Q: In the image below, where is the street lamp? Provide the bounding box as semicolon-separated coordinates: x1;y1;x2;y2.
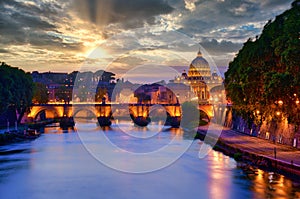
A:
276;111;281;116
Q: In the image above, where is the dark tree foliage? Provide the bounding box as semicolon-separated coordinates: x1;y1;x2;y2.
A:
33;82;49;104
225;1;300;125
95;87;107;102
0;62;34;123
94;70;115;82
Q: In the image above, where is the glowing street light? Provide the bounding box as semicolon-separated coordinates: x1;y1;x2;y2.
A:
276;111;281;116
278;100;283;105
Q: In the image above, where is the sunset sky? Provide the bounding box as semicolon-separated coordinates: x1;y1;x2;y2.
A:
0;0;294;77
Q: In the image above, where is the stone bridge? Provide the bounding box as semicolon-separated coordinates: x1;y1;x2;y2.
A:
26;103;221;127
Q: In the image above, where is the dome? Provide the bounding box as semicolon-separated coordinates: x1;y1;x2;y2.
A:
189;50;211;76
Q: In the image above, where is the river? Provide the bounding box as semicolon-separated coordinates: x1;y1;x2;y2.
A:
0;121;300;199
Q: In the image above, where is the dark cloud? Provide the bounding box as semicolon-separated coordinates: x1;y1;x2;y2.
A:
178;0;294;41
29;32;85;52
200;39;242;54
0;0;62;21
114;56;146;67
0;0;83;51
262;0;294;8
178;19;217;35
0;0;295;70
72;0;174;28
10;12;56;30
0;48;10;53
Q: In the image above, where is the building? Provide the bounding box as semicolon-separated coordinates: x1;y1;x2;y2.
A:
134;84;178;104
32;70;116;103
173;50;224;104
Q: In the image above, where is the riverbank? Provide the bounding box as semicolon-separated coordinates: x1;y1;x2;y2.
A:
0;120;51;145
0;130;40;146
196;124;300;179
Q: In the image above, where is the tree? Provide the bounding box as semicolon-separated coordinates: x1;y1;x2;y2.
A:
33;82;49;104
94;70;115;83
95;87;107;102
225;1;300;125
0;62;34;123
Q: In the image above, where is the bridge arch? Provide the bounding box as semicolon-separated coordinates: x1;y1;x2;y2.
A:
34;109;58;120
28;105;64;120
163;105;181;118
199;105;214;120
199;109;210;122
72;106;97;119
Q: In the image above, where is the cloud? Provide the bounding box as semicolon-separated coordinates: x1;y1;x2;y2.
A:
0;0;68;47
174;0;293;42
0;48;11;54
71;0;174;29
0;0;89;69
200;39;242;54
0;0;295;73
184;0;197;12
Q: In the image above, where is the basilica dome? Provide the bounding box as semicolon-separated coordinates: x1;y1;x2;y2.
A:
189;50;211;77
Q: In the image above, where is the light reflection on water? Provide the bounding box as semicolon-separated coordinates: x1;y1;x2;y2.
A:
0;121;299;199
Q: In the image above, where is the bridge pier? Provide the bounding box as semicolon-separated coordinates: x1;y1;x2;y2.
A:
164;104;181;128
96;104;112;127
128;104;182;128
28;103;185;128
129;104;151;127
59;116;75;129
97;117;112;127
165;116;181;128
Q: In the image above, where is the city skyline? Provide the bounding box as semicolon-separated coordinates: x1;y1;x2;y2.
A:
0;0;294;75
0;2;300;197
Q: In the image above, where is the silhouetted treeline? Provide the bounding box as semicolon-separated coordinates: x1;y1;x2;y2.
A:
0;62;33;126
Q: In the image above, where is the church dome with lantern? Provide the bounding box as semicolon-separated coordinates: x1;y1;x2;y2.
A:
171;49;224;104
189;50;211;77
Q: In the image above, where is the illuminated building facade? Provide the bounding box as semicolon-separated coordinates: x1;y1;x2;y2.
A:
173;50;223;104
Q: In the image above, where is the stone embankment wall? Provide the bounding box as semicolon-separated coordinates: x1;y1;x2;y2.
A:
222;108;300;148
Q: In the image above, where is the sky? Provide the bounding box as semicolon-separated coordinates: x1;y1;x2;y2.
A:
0;0;294;78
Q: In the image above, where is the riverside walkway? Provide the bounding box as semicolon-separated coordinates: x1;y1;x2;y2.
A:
197;124;300;175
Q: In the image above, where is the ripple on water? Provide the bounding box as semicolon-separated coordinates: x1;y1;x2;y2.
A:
0;123;299;199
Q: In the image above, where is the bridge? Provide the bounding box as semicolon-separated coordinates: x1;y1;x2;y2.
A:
25;102;219;128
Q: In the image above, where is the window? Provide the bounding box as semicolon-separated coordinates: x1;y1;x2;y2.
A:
266;132;270;140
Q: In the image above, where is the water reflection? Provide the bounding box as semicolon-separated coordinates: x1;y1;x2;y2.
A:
234;163;300;199
205;149;300;199
168;128;184;141
0;143;32;184
242;167;300;199
42;123;76;134
75;121;187;154
207;150;237;198
0;123;300;198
